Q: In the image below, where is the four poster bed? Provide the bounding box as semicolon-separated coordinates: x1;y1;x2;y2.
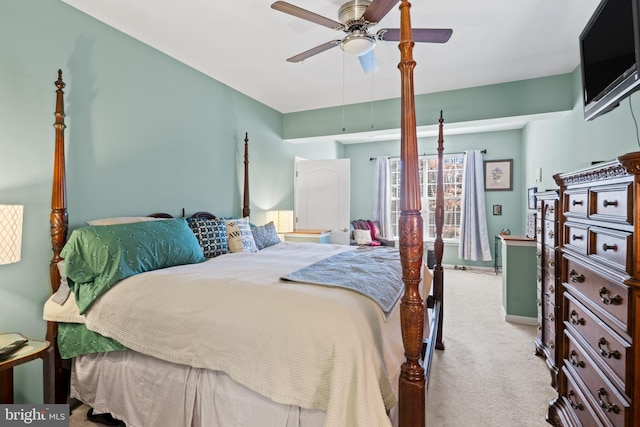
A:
42;1;445;426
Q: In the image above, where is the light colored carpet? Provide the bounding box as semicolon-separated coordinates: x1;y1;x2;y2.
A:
426;268;555;427
69;268;555;427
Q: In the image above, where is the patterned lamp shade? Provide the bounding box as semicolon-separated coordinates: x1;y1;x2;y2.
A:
0;204;23;265
266;210;294;234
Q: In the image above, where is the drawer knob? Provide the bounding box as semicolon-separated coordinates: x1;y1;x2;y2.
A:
571;234;583;241
569;270;585;283
568;390;583;410
597;337;621;359
569;350;585;368
548;284;555;293
598;287;622;305
602;243;618;252
602;199;618;208
597;388;620;414
572;200;584;206
569;310;585;326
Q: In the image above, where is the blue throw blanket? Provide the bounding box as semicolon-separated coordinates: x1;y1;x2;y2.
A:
280;246;403;318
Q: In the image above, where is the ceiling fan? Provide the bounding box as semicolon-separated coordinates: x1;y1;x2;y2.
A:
271;0;452;73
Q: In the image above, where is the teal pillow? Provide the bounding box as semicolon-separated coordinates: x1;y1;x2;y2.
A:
61;218;206;314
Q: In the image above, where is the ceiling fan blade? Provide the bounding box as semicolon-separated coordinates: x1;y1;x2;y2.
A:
358;50;380;74
287;40;341;63
271;1;344;30
377;28;453;43
362;0;400;24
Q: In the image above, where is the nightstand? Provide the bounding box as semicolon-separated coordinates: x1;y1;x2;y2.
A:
0;333;50;403
284;229;331;243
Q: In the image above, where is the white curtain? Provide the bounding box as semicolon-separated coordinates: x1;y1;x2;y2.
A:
458;150;492;261
373;156;391;238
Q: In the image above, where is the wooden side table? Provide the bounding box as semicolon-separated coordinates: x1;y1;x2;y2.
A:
0;333;50;403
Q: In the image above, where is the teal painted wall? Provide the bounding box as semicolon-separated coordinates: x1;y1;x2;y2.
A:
3;0;640;405
283;74;575;140
0;0;329;403
501;240;538;319
523;68;640;194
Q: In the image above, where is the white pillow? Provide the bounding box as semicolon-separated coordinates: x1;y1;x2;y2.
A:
86;216;161;226
225;218;258;253
354;229;373;245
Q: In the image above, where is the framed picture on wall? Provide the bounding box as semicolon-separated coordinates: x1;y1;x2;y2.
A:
484;159;513;191
528;187;538;210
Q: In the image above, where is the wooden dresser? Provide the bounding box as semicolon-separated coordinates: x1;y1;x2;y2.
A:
548;153;640;426
535;190;559;389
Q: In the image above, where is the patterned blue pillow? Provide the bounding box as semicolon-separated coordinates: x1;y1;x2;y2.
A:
186;217;229;258
251;221;281;250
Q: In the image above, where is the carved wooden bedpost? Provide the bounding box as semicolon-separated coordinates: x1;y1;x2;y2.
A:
44;69;70;403
243;132;250;218
397;1;425;426
433;112;445;351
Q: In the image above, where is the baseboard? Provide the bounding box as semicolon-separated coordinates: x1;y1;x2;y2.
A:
442;264;495;273
503;313;537;325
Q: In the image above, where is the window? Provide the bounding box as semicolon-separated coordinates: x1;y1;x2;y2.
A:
389;153;464;241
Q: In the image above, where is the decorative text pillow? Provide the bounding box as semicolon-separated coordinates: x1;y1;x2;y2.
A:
186;217;228;258
251;221;281;250
225;218;258;253
354;229;373;245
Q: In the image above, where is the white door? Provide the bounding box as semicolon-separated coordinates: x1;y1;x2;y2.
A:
294;158;350;245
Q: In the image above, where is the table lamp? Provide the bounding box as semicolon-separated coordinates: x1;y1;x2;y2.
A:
0;204;24;265
266;210;294;237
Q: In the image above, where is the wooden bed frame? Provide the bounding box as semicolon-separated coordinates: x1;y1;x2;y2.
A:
42;1;445;425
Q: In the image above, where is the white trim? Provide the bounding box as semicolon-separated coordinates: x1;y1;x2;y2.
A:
503;312;537;325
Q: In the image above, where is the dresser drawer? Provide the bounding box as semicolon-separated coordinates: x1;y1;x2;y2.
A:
544;202;557;221
545;298;557;361
564;189;589;218
564;329;627;404
563;255;629;332
564;222;588;254
564;349;630;427
589;184;632;226
543;293;556;323
564;293;630;391
589;226;632;275
545;219;557;244
545;245;556;270
545;270;556;295
562;366;607;427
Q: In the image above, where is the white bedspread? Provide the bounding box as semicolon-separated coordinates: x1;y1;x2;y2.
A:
59;242;404;427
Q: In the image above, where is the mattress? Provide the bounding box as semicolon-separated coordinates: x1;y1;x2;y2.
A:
45;242;406;427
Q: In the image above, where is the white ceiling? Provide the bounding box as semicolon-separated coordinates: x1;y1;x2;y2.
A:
61;0;601;118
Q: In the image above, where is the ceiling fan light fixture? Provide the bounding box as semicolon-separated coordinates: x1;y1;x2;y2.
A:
340;32;376;56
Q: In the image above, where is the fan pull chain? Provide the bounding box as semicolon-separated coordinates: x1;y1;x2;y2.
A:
342;51;346;132
370;57;374;129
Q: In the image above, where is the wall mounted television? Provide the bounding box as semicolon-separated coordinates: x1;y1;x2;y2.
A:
580;0;640;121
